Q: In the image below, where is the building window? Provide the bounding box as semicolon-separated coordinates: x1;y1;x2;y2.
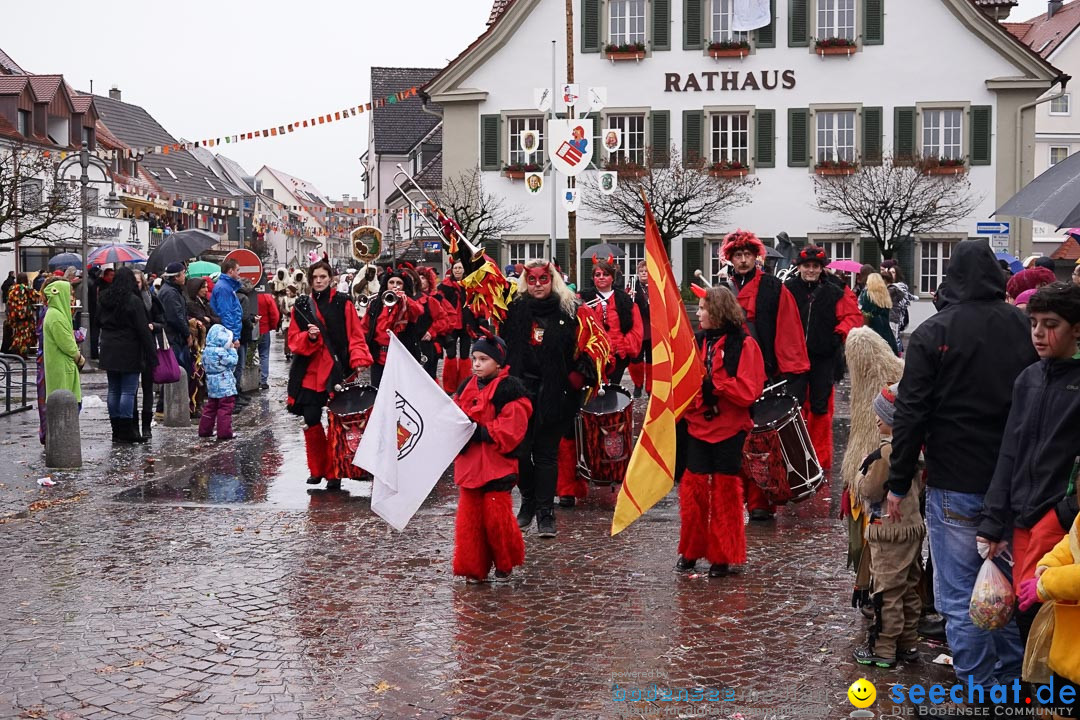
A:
817;0;856;41
17;109;30;136
607;114;647;165
710;112;750;165
507;116;546;167
508;241;546;266
1050;146;1070;166
922;108;963;161
920;239;956;295
1050;94;1071;116
611;241;646;281
816;110;856;164
814;238;855;286
711;0;747;43
82;126;94;149
609;0;647;46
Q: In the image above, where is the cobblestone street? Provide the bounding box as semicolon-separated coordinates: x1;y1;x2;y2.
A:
0;342;952;719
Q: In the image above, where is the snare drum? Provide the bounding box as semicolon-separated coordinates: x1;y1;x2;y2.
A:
326;384;378;480
575;385;634;486
744;393;823;503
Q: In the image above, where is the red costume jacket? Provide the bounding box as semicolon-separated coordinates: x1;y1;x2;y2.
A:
579;289;643;360
733;270;810;377
438;279;465;332
453;369;532;489
257;292;281;335
684;329;766;443
359;296;423;364
287;291;371;393
421;291;451;338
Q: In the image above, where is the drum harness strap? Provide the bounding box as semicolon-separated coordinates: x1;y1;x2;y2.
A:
700;328;745;420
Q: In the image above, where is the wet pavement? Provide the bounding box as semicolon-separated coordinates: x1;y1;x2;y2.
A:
0;337;953;719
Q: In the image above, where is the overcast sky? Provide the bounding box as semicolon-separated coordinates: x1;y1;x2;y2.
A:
2;0;1066;199
4;0;493;199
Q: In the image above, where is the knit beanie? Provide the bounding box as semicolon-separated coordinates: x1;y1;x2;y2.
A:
471;335;507;366
873;383;898;427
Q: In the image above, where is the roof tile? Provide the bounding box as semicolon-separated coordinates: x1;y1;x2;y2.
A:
1012;0;1080;58
371;67;442;155
27;75;63;102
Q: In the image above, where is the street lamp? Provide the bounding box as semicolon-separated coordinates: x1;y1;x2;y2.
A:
54;142;124;331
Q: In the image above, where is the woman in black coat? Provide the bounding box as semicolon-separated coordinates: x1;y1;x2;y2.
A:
98;267;157;443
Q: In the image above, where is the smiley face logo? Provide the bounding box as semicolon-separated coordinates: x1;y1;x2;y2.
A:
848;678;877;708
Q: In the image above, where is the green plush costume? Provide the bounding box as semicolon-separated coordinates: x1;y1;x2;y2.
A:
42;280;82;403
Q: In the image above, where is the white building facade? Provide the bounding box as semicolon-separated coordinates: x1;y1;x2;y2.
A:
427;0;1061;323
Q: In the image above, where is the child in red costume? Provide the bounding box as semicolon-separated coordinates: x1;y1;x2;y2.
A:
677;286;766;578
453;335;532;583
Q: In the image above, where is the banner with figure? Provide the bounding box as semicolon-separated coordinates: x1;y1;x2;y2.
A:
354;334;475;531
612;195;704;535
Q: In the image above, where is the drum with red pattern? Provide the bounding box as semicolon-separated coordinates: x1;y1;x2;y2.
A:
576;385;633;486
326;384;378;481
744;392;823;504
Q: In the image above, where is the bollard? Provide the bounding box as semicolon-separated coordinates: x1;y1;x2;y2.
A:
163;366;190;428
45;390;82;469
239;361;260;394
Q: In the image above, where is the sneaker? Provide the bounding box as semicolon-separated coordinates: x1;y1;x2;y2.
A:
899;647;920;663
633;386;643;398
493;569;512;583
516;501;536;529
675;556;696;572
708;563;731;578
852;644;896;669
536;510;556;538
558;495;576;508
749;508;775;522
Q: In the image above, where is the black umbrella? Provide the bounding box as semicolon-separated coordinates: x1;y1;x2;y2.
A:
145;229;221;273
581;242;626;261
994;151;1080;229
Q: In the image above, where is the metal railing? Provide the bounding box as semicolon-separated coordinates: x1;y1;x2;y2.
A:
0;353;33;416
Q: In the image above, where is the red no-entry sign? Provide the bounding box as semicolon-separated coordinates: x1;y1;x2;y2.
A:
224;249;264;284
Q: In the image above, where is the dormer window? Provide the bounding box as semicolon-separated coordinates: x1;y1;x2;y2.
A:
17;110;30;136
166;167;178;181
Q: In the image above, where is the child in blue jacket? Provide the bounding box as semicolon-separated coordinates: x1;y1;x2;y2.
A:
199;324;238;440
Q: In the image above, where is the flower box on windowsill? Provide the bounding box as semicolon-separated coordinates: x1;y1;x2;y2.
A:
606;50;646;62
504;170;526;180
502;165;542;180
816;45;856;56
815;38;858;57
709;167;749;178
814;164;858;176
708;47;750;59
607;163;649;178
924;164;967;176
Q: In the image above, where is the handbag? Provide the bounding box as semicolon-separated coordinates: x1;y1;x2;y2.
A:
152;333;182;384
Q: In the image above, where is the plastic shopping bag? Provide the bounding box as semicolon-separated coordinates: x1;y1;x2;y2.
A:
969;557;1015;630
1022;601;1056;684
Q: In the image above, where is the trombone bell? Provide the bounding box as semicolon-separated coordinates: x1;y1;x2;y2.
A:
392;164;484;262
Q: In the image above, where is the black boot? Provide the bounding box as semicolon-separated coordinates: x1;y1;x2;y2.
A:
536;508;556;538
110;417;122;442
141;411;153;439
516;499;536;529
125;418;147;443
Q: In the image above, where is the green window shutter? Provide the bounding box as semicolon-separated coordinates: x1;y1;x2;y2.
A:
653;0;671;50
755;109;776;168
788;0;809;47
650;109;671;167
683;236;704;287
483;239;501;266
862;106;883;166
893;106;916;162
555;240;568;273
859;238;881;268
592;114;603;168
579;238;600;287
683;0;704;50
682;110;704;165
970;105;992;166
755;0;777;47
895;236;915;284
582;0;600;53
480;114;501;171
787;108;809;167
863;0;884;45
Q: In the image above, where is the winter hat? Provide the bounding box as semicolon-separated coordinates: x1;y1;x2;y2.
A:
471;335;507;366
873;383;898;428
164;262;185;275
795;244;829;266
719;229;765;261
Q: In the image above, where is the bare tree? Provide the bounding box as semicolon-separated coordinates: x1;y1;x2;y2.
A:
434;166;529;249
0;142;82;247
580;147;759;252
812;156;982;259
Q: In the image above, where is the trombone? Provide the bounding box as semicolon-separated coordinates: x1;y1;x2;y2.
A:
392;163;484;262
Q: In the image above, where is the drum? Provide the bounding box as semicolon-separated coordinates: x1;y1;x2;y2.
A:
744;392;823;503
575;385;634;486
326;384;378;480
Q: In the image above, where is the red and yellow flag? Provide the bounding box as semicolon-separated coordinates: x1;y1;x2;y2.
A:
612;197;703;535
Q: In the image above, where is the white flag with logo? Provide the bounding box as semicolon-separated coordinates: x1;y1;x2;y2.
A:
732;0;771;30
353;334;475;531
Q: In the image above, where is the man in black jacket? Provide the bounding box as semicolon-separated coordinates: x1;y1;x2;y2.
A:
157;262;191;371
886;239;1036;688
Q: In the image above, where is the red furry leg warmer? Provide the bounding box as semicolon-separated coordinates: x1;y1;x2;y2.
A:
453;487;493;581
678;472;711;561
555;437;587;499
441;358;459;394
483;491;525;573
303;424;328;479
707;474;747;565
806;391;835;471
742;475;774;513
628;361;645;388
